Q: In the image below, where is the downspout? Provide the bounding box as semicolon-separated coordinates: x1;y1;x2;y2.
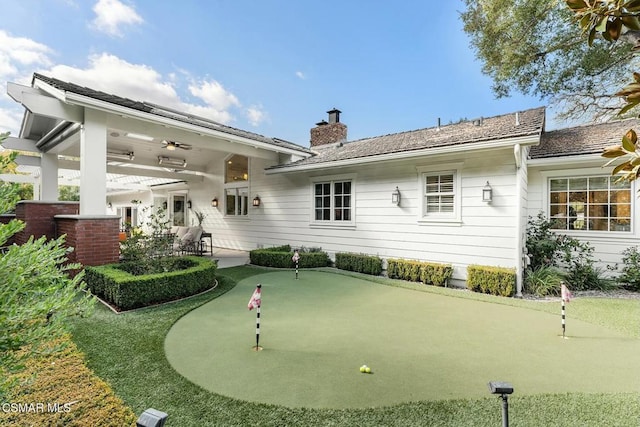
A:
514;144;524;297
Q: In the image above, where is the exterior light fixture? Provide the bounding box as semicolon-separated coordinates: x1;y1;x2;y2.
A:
187;200;192;209
252;195;261;207
107;150;134;161
392;186;401;206
158;156;187;168
136;408;168;427
482;181;493;203
211;198;218;208
488;381;513;427
125;132;154;142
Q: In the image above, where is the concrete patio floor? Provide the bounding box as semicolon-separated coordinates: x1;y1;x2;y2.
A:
207;248;250;269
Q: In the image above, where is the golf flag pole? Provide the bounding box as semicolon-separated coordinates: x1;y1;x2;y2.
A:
292;250;300;280
561;282;572;339
248;284;262;350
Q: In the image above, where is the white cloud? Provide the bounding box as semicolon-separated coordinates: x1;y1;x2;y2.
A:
0;30;53;80
91;0;143;37
0;107;22;135
188;80;241;111
295;71;306;80
246;105;267;126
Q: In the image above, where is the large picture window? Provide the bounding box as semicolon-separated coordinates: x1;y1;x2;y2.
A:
313;180;352;223
549;176;631;232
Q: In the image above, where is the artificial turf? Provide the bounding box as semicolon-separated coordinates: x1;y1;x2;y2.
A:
69;266;640;426
165;270;640;409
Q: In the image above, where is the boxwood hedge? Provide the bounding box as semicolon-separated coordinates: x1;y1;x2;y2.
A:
335;253;383;276
250;246;330;268
85;256;217;311
466;264;516;297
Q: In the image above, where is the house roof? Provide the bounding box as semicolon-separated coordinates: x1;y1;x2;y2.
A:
530;118;640;159
267;106;545;171
32;73;312;155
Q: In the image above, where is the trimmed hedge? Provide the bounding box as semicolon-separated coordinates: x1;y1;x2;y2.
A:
0;335;136;426
85;256;217;311
250;246;330;268
335;253;383;276
387;258;453;286
466;264;516;297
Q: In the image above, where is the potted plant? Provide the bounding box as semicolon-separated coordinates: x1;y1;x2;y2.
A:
194;211;207;227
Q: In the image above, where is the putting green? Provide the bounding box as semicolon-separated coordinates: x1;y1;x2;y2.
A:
165;271;640;409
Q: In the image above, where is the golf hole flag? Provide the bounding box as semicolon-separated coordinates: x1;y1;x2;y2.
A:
248;284;262;310
561;283;572;302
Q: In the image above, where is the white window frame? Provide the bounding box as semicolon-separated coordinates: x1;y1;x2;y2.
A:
310;173;356;228
416;163;463;224
224;155;250;218
541;169;636;236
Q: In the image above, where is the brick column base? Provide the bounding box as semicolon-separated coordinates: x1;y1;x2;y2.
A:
55;215;120;266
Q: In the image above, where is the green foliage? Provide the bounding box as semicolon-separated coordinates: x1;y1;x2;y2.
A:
526;212;610;291
58;185;80;201
119;205;172;265
524;266;566;297
335;253;383;276
249;245;330;268
467;265;516;297
0;335;136;426
387;259;453;286
461;0;636;121
85;256;217;311
618;245;640;290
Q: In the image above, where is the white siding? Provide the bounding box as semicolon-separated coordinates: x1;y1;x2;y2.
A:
190;147;521;284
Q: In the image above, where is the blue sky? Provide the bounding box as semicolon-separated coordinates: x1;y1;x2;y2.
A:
0;0;549;147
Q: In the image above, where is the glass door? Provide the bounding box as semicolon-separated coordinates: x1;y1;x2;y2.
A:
169;192;187;226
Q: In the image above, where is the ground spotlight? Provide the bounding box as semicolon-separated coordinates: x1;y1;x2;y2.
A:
488;381;513;427
136;408;168;427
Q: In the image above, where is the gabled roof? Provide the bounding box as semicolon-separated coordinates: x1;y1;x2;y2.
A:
32;73;312;155
530;118;640;159
267;107;545;171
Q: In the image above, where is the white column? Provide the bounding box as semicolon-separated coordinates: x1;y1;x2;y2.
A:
79;109;107;215
40;152;59;201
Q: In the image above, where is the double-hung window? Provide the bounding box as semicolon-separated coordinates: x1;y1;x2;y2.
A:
549;176;632;232
425;173;455;214
312;177;354;224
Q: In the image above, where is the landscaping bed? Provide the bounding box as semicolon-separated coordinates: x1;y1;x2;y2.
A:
84;256;217;311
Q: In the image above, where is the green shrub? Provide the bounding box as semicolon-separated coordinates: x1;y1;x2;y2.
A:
85;256;217;311
420;262;454;286
249;246;329;268
618;246;640;291
0;335;136;426
467;265;516;297
387;259;453;286
335;253;383;275
524;266;565;297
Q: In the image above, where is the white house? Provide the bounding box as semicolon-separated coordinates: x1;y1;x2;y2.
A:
3;74;638;295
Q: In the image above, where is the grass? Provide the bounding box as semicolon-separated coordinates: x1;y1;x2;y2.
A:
69;266;640;426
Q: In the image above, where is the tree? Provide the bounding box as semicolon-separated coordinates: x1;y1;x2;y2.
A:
0;133;95;400
59;185;80;201
460;0;638;121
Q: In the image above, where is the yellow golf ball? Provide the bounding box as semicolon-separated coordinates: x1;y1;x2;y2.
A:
359;365;366;373
365;367;371;373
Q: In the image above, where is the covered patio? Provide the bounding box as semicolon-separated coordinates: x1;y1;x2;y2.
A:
2;73;310;266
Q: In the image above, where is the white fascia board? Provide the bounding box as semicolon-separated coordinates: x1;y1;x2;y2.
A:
63;92;310;158
527;154;604;167
266;134;540;175
2;137;39;152
32;79;69;101
8;82;83;122
15;154;41;167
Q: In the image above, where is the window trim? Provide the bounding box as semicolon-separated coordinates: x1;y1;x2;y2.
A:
416;163;463;224
541;169;635;236
223;154;251;218
309;173;356;228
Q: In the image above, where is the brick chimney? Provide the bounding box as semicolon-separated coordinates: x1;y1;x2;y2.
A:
310;108;347;147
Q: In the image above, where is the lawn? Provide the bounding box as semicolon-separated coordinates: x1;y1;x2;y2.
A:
70;266;640;426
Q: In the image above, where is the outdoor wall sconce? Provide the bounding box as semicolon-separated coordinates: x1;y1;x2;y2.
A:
107;202;113;209
187;200;192;209
392;186;401;206
211;198;218;208
162;201;168;210
482;181;493;203
252;195;261;207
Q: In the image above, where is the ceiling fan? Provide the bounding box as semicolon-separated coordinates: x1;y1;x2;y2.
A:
161;140;192;151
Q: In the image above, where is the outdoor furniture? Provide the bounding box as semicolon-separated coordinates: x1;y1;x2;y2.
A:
172;226;203;255
200;231;213;256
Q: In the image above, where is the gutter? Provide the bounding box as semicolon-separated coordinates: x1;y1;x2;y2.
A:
266;134;540;175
